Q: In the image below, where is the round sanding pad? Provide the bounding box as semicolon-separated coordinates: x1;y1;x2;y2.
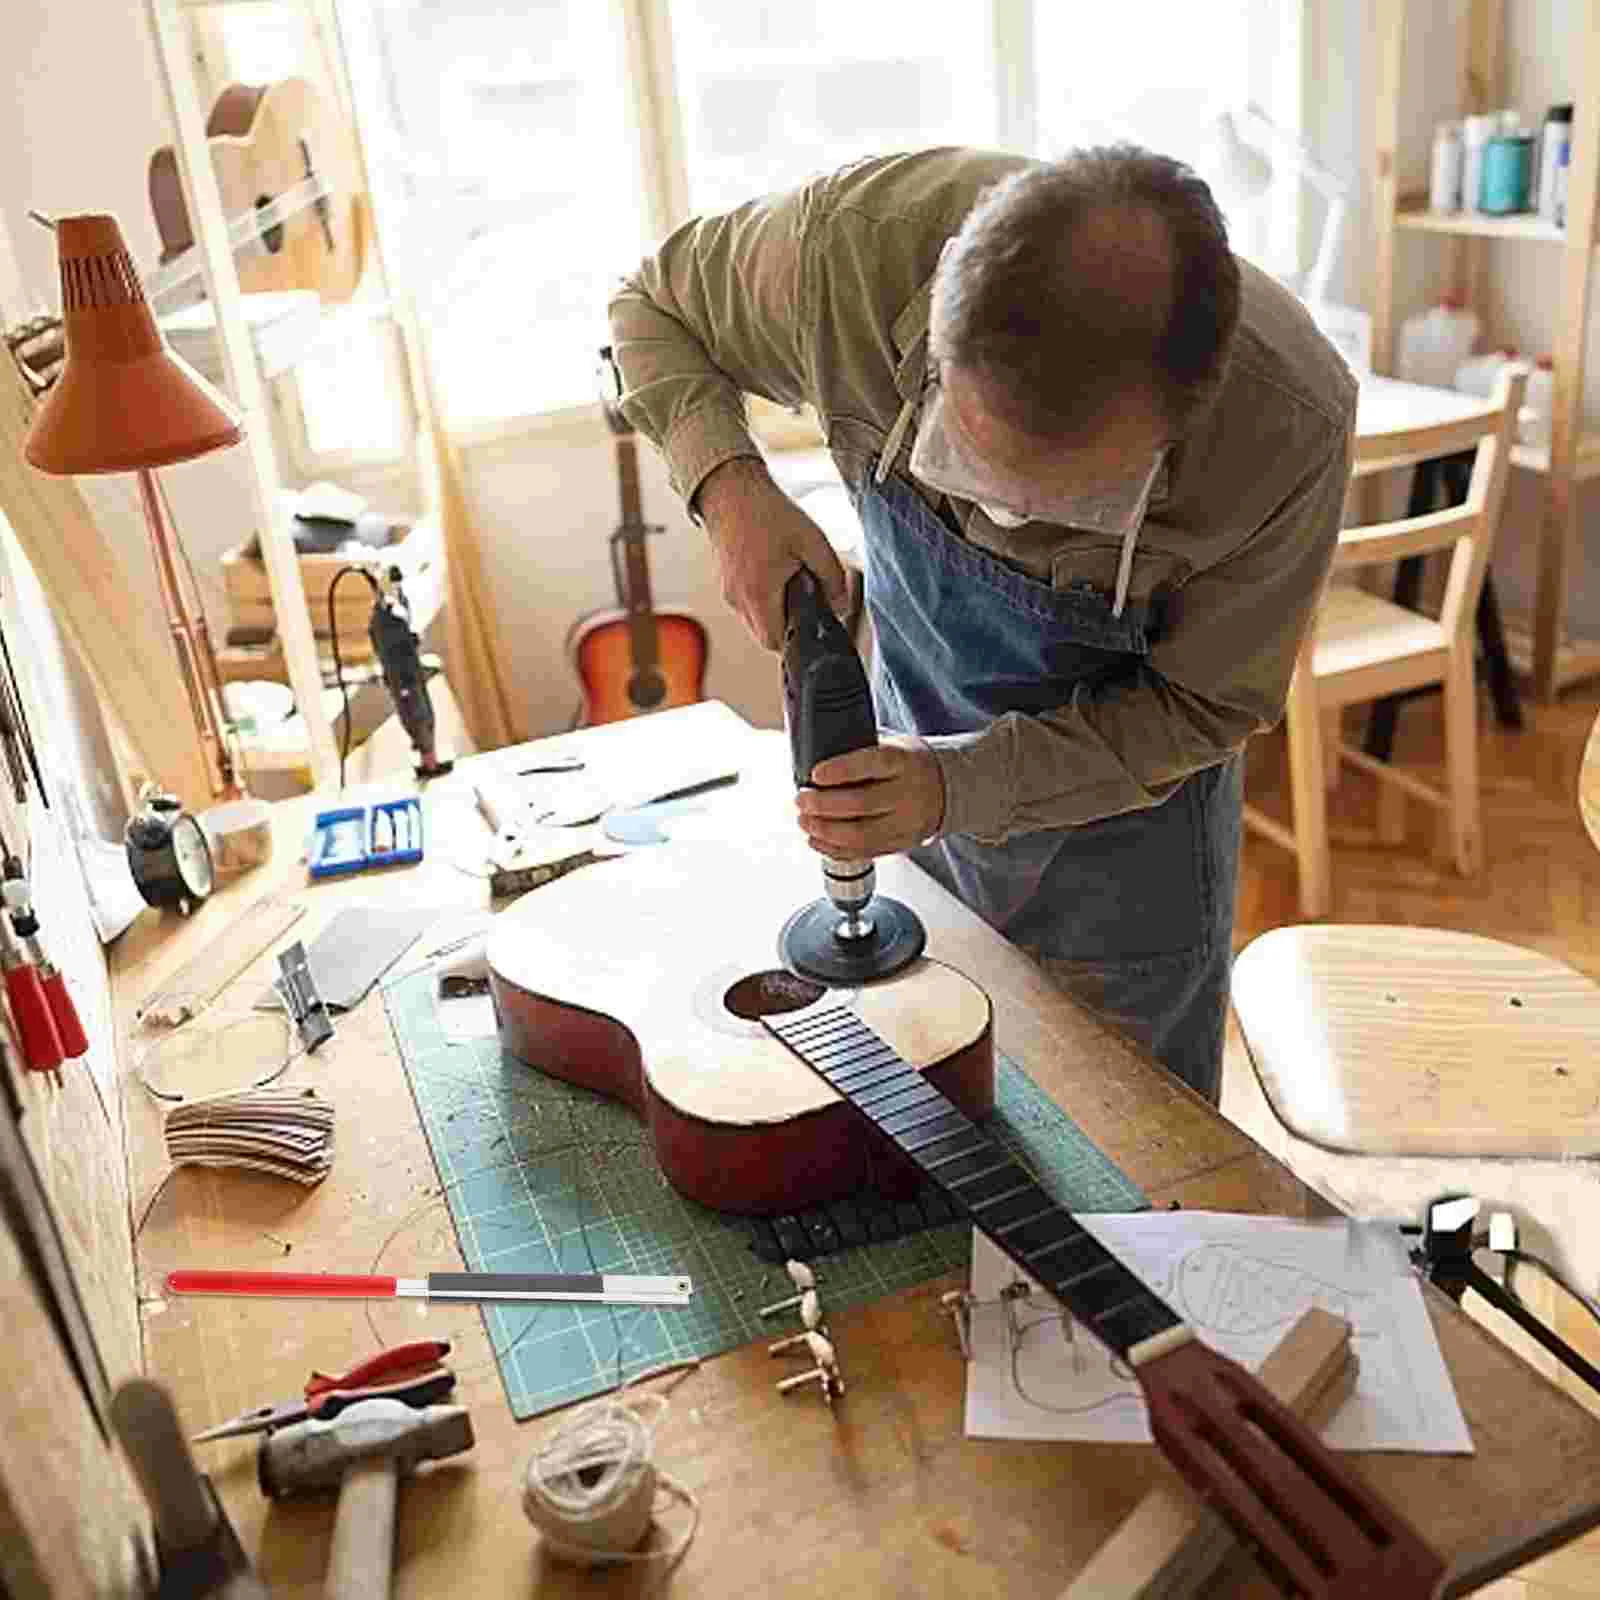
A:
778;896;927;985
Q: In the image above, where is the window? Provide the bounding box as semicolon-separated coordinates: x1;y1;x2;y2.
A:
340;0;645;429
666;2;999;216
276;1;1308;434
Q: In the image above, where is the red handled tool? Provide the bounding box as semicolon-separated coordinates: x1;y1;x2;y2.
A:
2;857;87;1059
0;910;62;1079
190;1339;454;1443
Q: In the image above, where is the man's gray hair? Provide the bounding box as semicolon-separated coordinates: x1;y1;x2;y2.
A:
931;145;1242;442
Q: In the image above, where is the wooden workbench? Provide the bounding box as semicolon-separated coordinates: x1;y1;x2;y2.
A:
118;703;1600;1597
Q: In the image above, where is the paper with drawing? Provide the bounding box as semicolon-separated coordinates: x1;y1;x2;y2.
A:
964;1211;1472;1453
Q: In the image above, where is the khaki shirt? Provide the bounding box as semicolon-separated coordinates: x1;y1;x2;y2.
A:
609;148;1357;843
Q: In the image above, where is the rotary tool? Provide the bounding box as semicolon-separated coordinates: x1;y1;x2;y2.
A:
368;565;452;780
779;566;927;984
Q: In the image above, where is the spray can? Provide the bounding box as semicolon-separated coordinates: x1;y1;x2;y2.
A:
1430;122;1464;211
1538;105;1573;222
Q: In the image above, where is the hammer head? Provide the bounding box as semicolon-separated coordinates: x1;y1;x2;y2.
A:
258;1398;473;1500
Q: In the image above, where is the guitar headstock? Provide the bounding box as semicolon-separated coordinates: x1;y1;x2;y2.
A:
596;345;634;439
1138;1335;1446;1598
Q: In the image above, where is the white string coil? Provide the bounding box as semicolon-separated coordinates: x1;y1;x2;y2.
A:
522;1391;700;1571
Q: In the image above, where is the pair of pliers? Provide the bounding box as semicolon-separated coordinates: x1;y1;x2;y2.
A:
190;1338;454;1443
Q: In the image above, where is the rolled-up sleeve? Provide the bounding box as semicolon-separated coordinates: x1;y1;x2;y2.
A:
927;429;1353;842
608;183;819;510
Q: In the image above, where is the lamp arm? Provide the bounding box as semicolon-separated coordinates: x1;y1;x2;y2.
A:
1303;191;1347;309
1240;102;1349;200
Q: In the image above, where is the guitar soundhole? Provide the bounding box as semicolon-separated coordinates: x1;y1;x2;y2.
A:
628;668;667;710
255;195;284;254
724;970;825;1021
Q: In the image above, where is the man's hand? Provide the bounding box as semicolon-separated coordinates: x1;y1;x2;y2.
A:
795;734;946;859
697;457;851;650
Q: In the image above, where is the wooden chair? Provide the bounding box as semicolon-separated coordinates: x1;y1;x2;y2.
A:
1244;367;1527;919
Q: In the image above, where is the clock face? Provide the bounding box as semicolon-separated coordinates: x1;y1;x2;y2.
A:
171;815;214;899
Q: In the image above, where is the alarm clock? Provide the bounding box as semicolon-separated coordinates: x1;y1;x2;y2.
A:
125;790;215;914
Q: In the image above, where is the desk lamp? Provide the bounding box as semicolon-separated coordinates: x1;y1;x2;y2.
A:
23;213;245;802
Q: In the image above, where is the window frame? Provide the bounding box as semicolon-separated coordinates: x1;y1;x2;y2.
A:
207;0;1309;456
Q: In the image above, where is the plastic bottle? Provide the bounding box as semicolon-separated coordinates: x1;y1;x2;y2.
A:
1482;132;1535;214
1462;114;1499;212
1521;356;1554;447
1538;105;1573;222
1430;122;1464;211
1398;300;1482;388
1454;347;1518;398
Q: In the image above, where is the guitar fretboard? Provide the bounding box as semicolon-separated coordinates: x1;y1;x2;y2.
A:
764;1006;1180;1358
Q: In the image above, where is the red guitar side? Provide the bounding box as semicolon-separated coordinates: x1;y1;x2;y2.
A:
568;350;709;726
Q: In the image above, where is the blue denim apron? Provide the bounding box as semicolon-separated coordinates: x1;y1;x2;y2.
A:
858;472;1241;1102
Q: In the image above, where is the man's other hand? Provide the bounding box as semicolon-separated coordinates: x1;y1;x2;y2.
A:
697;457;851;650
795;734;946;858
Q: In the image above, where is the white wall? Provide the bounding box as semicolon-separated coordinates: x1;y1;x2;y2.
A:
466;423;782;737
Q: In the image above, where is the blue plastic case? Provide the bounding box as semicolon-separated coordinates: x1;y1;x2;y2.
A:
308;798;424;878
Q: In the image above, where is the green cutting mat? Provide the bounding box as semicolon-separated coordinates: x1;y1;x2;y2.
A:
383;968;1147;1420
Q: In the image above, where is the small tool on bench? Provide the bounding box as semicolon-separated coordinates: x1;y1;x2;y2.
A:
259;1398;473;1600
779;566;926;984
192;1339;454;1443
111;1378;270;1599
274;940;333;1054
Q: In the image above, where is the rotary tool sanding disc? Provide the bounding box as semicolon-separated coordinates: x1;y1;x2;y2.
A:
778;896;926;985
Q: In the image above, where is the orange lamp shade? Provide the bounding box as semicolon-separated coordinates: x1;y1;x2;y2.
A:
24;214;243;475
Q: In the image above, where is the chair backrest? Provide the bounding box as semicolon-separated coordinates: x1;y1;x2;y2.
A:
1341;368;1528;640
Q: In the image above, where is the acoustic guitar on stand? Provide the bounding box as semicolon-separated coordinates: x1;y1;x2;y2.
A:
566;347;709;727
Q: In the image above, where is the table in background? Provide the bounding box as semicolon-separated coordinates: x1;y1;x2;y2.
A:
117;704;1600;1596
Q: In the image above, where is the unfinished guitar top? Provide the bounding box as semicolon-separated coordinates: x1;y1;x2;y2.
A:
486;825;993;1213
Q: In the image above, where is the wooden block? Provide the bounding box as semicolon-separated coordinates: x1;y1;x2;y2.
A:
1062;1310;1355;1600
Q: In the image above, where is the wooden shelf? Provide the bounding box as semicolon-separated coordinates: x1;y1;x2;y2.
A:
1395;205;1570;244
1510;431;1600;480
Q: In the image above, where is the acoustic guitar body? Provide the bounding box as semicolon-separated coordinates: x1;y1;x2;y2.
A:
487;832;993;1216
567;608;709;727
148;77;367;303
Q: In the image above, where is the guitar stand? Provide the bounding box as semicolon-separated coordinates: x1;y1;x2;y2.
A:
1412;1194;1600;1400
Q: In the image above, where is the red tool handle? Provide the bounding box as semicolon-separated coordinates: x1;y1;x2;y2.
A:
5;964;62;1072
166;1270;400;1299
306;1339;453;1399
40;970;88;1058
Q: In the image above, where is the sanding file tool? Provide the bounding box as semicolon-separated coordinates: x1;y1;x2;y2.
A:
779;566;926;984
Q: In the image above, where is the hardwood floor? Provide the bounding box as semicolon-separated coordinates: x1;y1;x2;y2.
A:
1224;685;1600;1598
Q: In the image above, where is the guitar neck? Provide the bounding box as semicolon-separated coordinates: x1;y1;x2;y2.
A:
614;435;660;670
764;1004;1449;1599
764;1006;1179;1356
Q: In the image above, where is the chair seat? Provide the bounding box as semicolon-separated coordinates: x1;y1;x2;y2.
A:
1231;926;1600;1157
1313;585;1448;681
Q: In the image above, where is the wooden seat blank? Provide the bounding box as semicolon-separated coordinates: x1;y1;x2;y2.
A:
1231;925;1600;1157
